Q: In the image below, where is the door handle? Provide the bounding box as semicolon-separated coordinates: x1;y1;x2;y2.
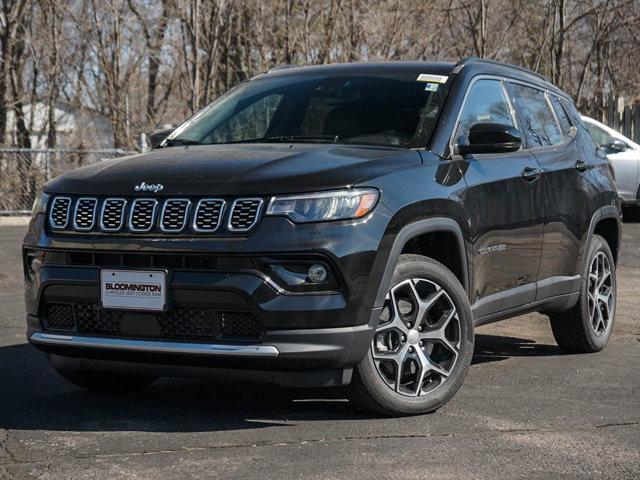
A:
575;160;589;172
521;166;541;183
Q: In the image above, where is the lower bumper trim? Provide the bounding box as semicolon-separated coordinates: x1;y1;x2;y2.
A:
30;332;279;357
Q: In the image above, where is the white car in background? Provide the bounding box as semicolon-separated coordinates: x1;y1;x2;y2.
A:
582;115;640;207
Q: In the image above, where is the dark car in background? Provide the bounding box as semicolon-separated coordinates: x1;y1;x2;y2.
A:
23;59;620;416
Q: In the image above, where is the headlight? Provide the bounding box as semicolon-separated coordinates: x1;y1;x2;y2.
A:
266;188;379;223
31;192;50;218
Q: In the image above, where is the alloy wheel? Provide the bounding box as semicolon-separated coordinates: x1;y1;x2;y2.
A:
587;251;614;336
372;278;461;396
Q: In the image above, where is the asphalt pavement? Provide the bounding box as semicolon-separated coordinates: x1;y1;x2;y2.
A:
0;218;638;479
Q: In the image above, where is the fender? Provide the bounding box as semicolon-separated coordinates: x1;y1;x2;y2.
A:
368;217;469;327
582;205;621;272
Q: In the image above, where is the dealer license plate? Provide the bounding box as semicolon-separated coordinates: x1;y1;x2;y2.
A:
100;269;167;311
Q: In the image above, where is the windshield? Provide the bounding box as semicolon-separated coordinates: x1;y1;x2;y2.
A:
167;72;448;149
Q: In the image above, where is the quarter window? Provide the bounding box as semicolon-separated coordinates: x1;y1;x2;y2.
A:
549;95;574;138
510;83;563;147
455;79;515;144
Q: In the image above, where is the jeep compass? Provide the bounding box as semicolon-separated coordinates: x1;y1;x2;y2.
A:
23;59;620;416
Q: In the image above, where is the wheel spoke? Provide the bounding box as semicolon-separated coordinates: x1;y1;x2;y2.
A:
376;312;409;336
597;270;611;290
413;348;428;395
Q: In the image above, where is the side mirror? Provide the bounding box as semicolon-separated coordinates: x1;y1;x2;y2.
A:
455;123;522;156
607;139;628;152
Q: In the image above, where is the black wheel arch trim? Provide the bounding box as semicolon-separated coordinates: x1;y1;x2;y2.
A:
583;205;621;271
368;217;469;327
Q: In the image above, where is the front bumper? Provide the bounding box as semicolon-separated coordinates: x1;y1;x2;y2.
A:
28;321;373;387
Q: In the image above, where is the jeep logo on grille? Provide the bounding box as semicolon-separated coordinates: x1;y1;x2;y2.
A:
134;182;164;193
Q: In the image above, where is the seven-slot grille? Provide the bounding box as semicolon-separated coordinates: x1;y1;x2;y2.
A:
129;199;158;232
228;199;264;232
160;199;191;232
73;198;98;230
47;196;264;234
193;199;225;232
49;197;72;229
100;198;127;231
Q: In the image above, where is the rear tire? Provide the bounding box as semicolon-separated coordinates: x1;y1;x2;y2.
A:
55;368;157;393
549;234;616;353
348;254;474;416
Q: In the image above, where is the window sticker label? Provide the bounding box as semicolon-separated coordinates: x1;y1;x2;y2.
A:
417;74;448;84
424;83;439;92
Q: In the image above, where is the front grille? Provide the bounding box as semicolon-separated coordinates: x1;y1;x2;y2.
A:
73;198;98;230
160;199;190;232
49;197;72;229
220;312;262;338
100;198;127;231
193;199;225;232
76;302;121;335
158;308;216;340
47;196;264;235
228;199;263;232
65;251;251;270
129;199;158;232
42;303;263;342
44;303;75;331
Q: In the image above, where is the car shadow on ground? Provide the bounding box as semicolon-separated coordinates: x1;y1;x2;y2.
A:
472;334;563;365
0;334;564;433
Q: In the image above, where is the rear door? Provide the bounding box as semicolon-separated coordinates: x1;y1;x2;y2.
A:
507;83;589;299
454;78;544;317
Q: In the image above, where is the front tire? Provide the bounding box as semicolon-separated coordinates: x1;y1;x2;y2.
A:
55;368;157;393
549;234;616;353
348;254;474;416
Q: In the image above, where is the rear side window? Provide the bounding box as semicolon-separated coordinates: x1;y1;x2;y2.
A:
510;83;563;148
549;95;574;138
455;79;515;143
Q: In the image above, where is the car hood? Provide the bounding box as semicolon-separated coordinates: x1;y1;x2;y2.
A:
44;143;422;196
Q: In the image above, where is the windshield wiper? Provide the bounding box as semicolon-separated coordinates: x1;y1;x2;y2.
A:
163;138;202;147
264;135;339;143
224;135;339;144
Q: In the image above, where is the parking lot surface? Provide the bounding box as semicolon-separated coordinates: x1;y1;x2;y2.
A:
0;220;638;479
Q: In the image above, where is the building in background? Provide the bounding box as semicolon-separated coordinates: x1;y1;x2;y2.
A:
5;101;114;150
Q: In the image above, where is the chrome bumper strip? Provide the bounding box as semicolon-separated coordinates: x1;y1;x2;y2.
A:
30;332;279;357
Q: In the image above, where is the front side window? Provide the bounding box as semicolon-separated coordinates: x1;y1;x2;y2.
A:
455;79;515;144
168;73;448;149
510;83;563;147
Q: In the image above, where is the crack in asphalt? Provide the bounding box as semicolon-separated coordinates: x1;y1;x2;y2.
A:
0;430;17;465
1;420;638;467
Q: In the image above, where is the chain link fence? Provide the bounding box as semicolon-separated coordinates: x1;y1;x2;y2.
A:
0;148;137;215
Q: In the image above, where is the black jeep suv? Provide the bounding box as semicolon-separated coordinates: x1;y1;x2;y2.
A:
23;59;620;416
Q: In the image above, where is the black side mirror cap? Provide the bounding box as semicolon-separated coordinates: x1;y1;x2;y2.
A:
455;123;522;156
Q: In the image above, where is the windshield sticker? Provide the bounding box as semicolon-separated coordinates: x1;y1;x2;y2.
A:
424;83;439;92
417;74;448;83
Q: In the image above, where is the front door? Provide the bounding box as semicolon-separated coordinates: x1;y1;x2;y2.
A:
453;78;544;318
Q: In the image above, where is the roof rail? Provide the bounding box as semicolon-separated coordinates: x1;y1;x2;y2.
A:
453;57;548;82
268;64;299;73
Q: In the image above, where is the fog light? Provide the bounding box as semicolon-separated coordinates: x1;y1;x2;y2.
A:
308;264;327;283
30;255;43;273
